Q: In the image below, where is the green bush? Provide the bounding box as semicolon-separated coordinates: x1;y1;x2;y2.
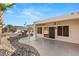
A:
7;24;16;32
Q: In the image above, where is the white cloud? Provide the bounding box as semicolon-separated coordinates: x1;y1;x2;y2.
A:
24;12;39;20
22;8;44;20
6;10;13;14
34;11;43;16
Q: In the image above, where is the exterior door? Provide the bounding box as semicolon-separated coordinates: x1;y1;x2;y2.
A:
49;27;55;39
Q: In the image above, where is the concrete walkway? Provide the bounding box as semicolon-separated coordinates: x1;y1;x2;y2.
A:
19;37;79;56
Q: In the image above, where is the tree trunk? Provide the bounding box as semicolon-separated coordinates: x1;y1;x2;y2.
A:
0;10;3;44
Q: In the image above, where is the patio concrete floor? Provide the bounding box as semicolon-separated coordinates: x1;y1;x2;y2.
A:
19;37;79;56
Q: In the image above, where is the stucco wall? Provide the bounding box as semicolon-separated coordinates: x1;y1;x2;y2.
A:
36;19;79;44
36;22;55;37
55;19;79;44
43;27;49;34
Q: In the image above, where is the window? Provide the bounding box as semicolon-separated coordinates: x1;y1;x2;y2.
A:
57;26;62;36
37;28;39;34
57;26;69;37
63;26;69;37
37;27;42;34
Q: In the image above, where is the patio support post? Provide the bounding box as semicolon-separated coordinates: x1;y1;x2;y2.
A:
34;23;37;40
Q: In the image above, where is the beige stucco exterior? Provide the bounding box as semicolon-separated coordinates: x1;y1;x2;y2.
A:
55;19;79;44
34;14;79;44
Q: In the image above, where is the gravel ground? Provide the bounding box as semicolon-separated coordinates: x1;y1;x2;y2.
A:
0;33;40;56
7;34;40;56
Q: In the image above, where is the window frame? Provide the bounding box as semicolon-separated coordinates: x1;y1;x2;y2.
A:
63;26;69;37
57;26;63;36
37;27;42;34
57;25;69;37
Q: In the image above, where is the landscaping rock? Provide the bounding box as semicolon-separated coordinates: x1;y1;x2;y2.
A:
7;34;40;56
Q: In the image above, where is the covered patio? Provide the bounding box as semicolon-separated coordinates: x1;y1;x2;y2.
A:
19;37;79;56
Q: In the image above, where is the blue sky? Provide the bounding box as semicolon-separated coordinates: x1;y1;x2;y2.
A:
3;3;79;26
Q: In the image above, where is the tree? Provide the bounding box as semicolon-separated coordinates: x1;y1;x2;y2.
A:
0;4;15;31
0;3;15;43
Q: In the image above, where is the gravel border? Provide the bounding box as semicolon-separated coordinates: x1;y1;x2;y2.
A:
7;34;40;56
